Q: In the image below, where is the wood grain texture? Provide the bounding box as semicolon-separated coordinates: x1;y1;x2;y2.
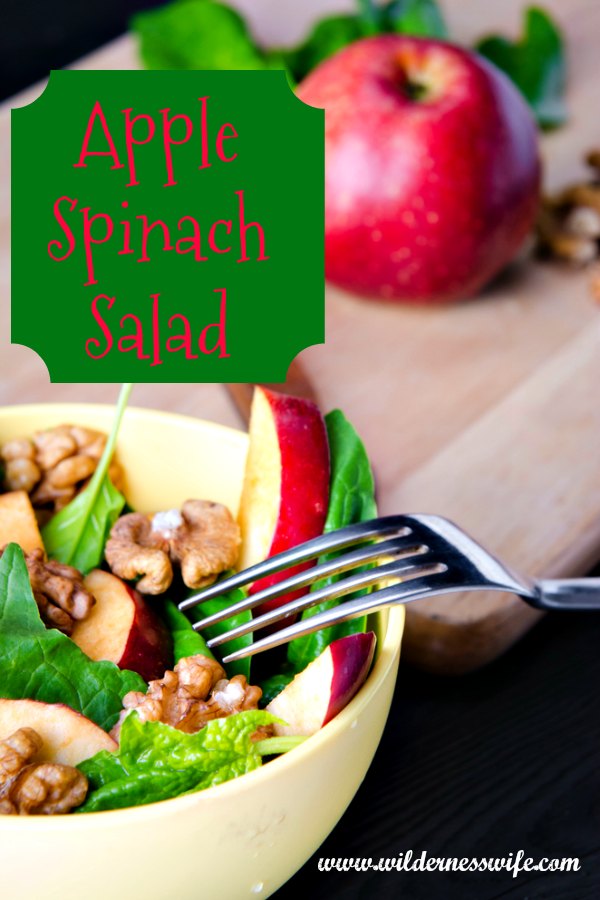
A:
274;610;600;899
1;0;599;674
225;359;318;424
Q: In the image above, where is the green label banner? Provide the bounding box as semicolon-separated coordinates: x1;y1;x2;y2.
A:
12;70;324;382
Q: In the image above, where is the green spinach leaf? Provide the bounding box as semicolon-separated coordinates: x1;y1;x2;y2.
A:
133;0;274;71
0;544;145;732
286;410;376;673
283;16;371;83
130;0;564;133
384;0;447;38
477;7;566;129
162;600;214;664
133;0;447;86
42;383;132;573
187;578;252;680
283;0;447;82
258;670;294;706
78;709;279;811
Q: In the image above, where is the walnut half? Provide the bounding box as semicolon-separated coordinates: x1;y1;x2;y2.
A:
111;654;265;740
105;499;240;595
0;727;87;815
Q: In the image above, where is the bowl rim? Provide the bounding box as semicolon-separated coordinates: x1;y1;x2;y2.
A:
0;402;405;827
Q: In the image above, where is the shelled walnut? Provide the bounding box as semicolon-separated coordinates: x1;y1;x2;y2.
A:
0;424;124;523
111;654;266;740
536;148;600;301
0;546;95;635
105;499;240;594
0;727;87;815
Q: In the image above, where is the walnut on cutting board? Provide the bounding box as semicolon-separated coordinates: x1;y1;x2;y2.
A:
536;148;600;302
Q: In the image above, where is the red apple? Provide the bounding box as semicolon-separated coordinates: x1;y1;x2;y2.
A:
0;698;117;765
298;35;540;304
237;387;330;617
72;569;172;682
266;632;376;735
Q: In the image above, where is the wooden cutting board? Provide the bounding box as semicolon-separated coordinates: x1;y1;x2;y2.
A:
1;0;599;673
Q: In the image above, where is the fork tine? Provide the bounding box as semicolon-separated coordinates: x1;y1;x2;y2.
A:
179;515;412;612
191;536;428;633
221;568;453;663
206;556;436;647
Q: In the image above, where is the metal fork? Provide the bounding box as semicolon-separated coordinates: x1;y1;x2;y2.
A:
179;515;600;664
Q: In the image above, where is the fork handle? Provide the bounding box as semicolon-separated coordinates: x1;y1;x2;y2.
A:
535;578;600;611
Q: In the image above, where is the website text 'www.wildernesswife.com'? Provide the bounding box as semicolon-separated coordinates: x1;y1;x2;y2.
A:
317;850;581;879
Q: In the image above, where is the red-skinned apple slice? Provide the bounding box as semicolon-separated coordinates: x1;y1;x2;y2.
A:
237;386;330;618
266;632;376;735
0;698;117;765
71;569;172;682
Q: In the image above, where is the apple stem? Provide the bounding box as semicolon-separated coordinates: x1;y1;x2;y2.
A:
404;80;428;102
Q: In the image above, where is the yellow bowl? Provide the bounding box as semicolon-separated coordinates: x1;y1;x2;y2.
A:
0;403;404;900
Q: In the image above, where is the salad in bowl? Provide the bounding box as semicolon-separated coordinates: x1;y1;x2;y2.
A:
0;385;404;898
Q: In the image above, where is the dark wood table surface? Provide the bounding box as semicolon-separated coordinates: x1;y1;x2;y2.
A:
3;2;600;898
275;607;600;899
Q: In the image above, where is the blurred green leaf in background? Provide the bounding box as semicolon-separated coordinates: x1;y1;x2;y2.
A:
132;0;566;129
477;7;567;129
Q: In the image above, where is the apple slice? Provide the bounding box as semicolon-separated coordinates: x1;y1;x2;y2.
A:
0;698;117;765
72;569;172;682
0;491;44;552
266;632;376;735
237;387;330;617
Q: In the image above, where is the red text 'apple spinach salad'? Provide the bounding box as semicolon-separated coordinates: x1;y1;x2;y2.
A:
0;385;378;815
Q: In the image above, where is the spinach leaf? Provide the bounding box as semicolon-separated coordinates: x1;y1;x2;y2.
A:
259;670;294;706
286;410;376;673
42;383;132;573
131;0;565;134
384;0;448;38
132;0;274;71
0;544;145;732
283;16;371;83
162;600;214;664
283;0;447;82
187;578;252;680
78;709;279;812
132;0;447;86
321;409;377;529
477;7;566;129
